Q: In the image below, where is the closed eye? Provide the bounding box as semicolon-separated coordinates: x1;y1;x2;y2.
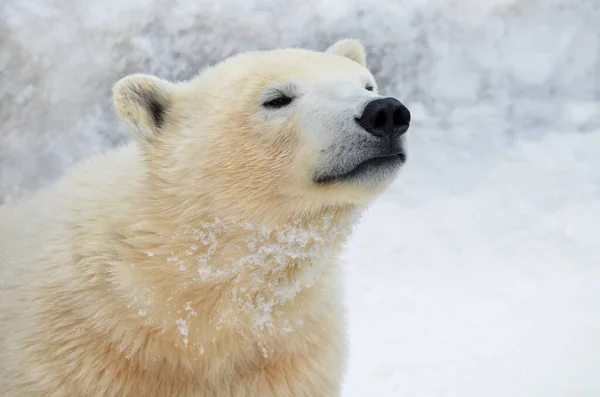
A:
263;95;293;109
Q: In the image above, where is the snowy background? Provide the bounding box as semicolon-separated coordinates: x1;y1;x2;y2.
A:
1;0;599;395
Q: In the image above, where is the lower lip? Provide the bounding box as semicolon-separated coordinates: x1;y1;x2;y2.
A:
359;153;405;168
315;152;405;184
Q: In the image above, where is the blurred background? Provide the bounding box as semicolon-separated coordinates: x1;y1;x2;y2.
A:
1;0;599;396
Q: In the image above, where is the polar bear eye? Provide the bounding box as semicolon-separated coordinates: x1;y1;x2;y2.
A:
263;95;293;109
365;85;374;92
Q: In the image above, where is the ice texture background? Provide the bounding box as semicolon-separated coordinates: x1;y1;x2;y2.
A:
1;0;599;395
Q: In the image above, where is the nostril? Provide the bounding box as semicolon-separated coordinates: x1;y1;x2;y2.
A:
373;110;387;130
393;108;405;127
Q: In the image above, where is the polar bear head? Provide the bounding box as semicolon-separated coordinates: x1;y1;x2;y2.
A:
113;39;410;223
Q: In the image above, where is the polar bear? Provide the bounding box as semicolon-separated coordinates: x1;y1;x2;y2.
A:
0;39;410;396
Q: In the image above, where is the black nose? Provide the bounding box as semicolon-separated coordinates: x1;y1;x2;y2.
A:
356;97;410;137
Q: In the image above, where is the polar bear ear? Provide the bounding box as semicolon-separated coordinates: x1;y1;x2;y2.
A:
113;74;174;144
325;39;367;67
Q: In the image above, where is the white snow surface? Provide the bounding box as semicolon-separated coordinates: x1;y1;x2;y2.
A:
1;0;599;395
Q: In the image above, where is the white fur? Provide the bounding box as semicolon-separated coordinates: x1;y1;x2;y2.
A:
0;40;404;396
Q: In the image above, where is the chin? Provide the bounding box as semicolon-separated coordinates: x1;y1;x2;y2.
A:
310;155;405;207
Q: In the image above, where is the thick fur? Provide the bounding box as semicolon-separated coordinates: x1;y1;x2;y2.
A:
0;39;402;396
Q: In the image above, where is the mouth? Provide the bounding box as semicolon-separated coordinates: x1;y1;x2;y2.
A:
314;151;406;184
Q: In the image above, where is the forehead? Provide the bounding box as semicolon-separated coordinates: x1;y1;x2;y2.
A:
198;48;372;89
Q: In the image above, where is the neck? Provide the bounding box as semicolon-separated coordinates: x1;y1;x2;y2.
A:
113;193;361;342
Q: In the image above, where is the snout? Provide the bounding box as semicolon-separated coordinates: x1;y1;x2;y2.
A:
311;96;410;186
355;97;410;137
